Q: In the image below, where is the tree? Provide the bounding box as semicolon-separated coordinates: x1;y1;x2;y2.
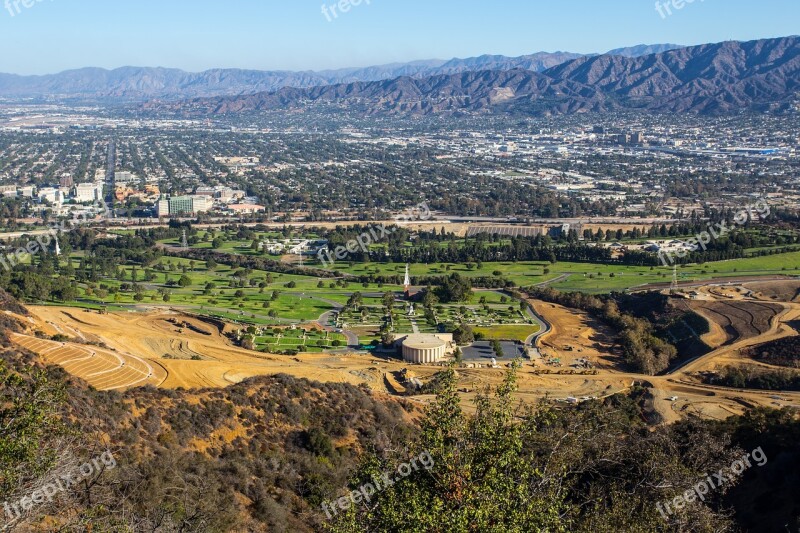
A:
0;360;68;500
346;292;363;311
382;292;395;313
436;274;473;303
422;289;439;308
326;365;568;532
452;324;474;345
178;274;192;288
381;332;396;347
328;366;738;533
491;339;505;358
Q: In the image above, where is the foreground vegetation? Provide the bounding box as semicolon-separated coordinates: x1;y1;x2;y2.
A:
1;265;799;531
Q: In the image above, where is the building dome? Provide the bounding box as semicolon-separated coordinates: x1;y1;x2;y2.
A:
401;334;448;364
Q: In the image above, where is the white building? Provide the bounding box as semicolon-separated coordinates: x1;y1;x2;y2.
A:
74;183;102;203
114;171;138;185
398;334;454;364
38;187;63;204
227;203;266;215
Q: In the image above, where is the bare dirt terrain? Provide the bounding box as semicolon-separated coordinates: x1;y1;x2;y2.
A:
687;300;783;346
11;280;800;423
530;300;622;370
10;333;167;390
676;281;800;378
744;280;800;302
17;306;421;391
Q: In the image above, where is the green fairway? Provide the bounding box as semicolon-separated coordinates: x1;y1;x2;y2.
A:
49;246;800;338
323;252;800;294
474;325;541;342
548;252;800;293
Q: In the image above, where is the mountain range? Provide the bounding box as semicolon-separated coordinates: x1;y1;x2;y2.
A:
146;37;799;117
0;45;682;100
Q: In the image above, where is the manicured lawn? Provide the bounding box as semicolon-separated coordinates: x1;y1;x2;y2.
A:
550;252;800;293
254;328;348;353
474;325;541;342
52;246;800;333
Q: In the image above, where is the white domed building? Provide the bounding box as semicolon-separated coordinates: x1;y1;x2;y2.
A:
397;334;454;364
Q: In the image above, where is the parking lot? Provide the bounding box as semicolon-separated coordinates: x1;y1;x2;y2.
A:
461;341;525;363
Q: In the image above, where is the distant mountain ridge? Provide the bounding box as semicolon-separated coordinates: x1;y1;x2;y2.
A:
147;37;798;117
0;45;680;100
606;44;684;57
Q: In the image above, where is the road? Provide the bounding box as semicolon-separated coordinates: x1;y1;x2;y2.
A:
101;141;116;220
480;289;550;349
523;304;550;348
287;292;361;348
532;273;571;287
629;275;796;293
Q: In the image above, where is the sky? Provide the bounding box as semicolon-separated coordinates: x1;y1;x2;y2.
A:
0;0;797;75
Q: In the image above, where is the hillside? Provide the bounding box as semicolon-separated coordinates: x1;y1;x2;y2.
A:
0;54;582;100
0;288;798;530
0;46;680;101
146;36;800;117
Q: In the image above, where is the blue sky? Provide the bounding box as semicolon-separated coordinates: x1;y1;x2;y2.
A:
0;0;797;75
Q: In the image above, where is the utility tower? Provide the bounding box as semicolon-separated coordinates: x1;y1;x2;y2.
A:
670;264;678;295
